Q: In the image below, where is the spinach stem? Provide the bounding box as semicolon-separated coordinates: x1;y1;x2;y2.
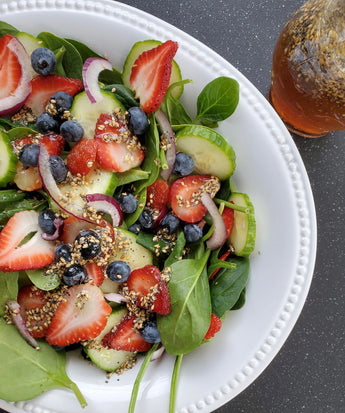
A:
159;148;169;170
128;342;160;413
214;198;249;213
68;382;87;408
169;354;184;413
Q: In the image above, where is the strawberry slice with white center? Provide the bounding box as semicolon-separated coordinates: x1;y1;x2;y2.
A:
130;40;178;114
0;210;55;272
46;283;112;346
0;35;22;100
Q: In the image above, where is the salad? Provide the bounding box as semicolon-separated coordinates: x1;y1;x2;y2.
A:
0;20;256;413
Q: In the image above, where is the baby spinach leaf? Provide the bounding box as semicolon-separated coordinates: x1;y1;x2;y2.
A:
231;287;246;310
99;69;123;86
0;320;86;407
103;84;138;109
195;76;239;125
0;272;19;316
157;251;211;355
6;126;38;141
210;256;250;318
26;269;60;291
161;93;192;125
0;199;47;225
65;38;102;60
164;230;186;268
0;21;18;37
116;168;150;187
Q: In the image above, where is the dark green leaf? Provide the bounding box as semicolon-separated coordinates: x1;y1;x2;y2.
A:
161;93;192;125
103;84;138;109
0;21;19;37
164;230;186;268
0;199;47;225
6;126;38;141
65;38;102;60
99;69;123;86
0;190;26;205
231;288;246;310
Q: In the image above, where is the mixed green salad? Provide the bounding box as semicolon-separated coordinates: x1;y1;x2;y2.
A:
0;20;256;413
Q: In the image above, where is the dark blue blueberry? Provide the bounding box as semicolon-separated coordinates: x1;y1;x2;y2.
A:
126;107;149;136
183;223;203;243
140;320;161;343
62;264;86;286
138;208;155;229
160;212;180;234
38;209;56;235
75;230;101;260
173;152;195;176
18;143;40;167
49;91;74;116
106;260;131;282
36;112;60;133
54;244;72;263
118;192;138;214
128;222;142;235
60;120;84;142
49;155;68;183
31;47;57;76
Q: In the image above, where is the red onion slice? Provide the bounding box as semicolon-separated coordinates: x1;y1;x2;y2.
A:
155;109;176;181
6;300;40;350
201;192;227;250
41;217;64;241
103;292;129;304
82;57;112;103
85;193;123;227
151;345;165;361
0;36;32;116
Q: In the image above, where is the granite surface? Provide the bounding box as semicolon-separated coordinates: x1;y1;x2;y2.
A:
1;1;344;413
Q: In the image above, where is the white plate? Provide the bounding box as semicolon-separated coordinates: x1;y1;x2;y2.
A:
0;1;317;413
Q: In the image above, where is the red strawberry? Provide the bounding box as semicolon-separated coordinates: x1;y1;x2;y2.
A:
146;179;170;210
25;74;83;116
126;265;171;315
17;284;50;338
0;35;22;100
169;175;220;223
102;314;152;352
94;113;144;172
0;210;55;272
46;283;112;346
222;206;235;239
130;40;178;113
85;261;105;286
203;313;222;340
13;133;65;156
66;138;97;176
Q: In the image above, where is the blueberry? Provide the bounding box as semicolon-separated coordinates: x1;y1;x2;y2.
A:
62;264;86;286
183;223;203;243
138;208;154;229
126;107;149;136
173;152;195;176
49;91;73;117
106;260;131;282
54;244;72;263
49;155;68;183
18;143;40;167
38;209;56;235
160;212;180;234
75;230;101;260
36;112;60;133
118;192;138;214
31;47;57;76
127;222;142;235
60;120;84;142
140;320;161;343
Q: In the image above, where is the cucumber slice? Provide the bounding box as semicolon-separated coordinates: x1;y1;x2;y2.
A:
99;277;120;294
0;131;17;187
16;32;44;55
175;125;236;180
228;192;256;257
111;228;153;270
122;40;183;99
84;307;135;372
70;90;125;139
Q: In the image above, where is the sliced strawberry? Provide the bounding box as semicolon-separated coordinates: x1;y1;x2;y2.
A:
94;113;144;172
102;314;151;352
85;261;105;286
130;40;178;113
46;283;112;346
0;210;55;272
0;35;22;100
146;179;170;210
222;205;235;239
126;265;171;315
25;74;83;116
169;175;220;223
13;133;65;156
203;313;222;340
66;138;97;176
13;162;42;192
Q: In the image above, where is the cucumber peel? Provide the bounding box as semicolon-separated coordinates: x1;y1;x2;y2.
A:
0;131;17;187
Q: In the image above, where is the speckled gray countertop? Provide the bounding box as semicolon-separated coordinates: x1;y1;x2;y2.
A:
1;1;344;413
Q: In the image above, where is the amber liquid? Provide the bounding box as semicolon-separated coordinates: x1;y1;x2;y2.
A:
269;1;345;137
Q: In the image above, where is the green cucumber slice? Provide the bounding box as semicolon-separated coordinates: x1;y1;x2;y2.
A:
228;192;256;257
0;131;17;187
70;90;125;139
122;40;183;99
111;228;153;270
16;32;44;55
175;125;236;180
84;307;135;372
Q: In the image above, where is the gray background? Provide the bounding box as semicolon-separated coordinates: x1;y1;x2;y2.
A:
1;1;345;413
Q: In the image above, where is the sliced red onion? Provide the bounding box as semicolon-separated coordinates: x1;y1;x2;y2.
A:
85;193;123;227
0;36;32;116
82;57;112;104
103;292;129;304
151;204;168;229
151;345;165;361
41;217;64;241
6;300;39;350
155;109;176;181
201;192;227;250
